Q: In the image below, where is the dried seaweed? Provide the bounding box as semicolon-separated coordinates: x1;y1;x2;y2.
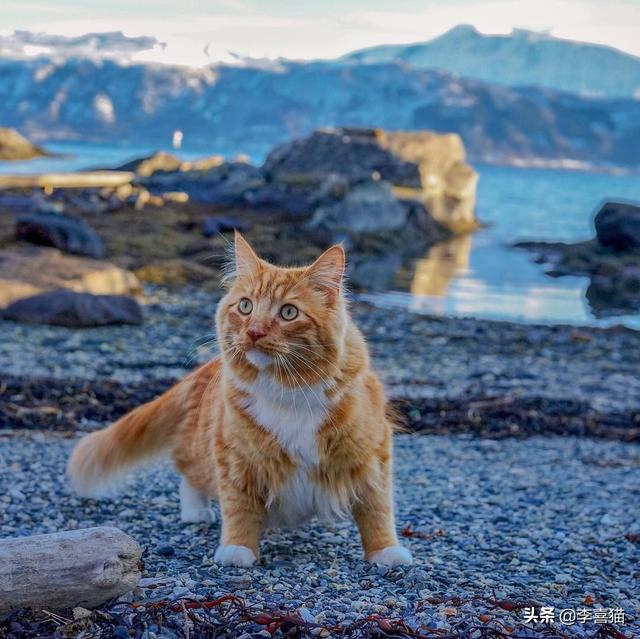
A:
1;595;635;639
2;375;639;442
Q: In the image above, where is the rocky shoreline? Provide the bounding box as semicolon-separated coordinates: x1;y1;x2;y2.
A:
0;126;480;327
516;201;640;317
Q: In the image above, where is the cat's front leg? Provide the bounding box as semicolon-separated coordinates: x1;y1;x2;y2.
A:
214;481;265;567
352;460;413;567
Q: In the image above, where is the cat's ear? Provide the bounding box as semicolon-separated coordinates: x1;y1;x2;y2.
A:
233;230;261;277
306;244;345;305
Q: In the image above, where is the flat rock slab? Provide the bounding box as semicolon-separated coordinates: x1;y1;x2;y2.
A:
2;289;143;327
0;246;140;307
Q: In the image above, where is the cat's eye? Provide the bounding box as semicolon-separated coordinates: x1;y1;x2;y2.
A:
238;298;253;315
280;304;299;321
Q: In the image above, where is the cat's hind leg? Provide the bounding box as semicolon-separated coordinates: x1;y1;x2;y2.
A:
179;477;217;524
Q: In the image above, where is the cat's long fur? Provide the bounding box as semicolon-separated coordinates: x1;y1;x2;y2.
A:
67;232;412;567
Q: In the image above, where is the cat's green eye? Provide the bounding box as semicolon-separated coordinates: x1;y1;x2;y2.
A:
238;298;253;315
280;304;299;321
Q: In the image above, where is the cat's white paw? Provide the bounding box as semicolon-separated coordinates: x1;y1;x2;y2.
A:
368;545;413;567
214;544;257;567
180;507;217;524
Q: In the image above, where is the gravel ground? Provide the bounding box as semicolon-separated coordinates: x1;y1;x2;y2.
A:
1;287;639;636
1;432;639;636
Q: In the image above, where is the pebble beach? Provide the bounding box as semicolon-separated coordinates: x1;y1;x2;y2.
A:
1;287;638;636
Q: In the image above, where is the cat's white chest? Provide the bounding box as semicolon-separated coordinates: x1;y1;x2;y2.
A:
232;369;329;464
231;369;343;526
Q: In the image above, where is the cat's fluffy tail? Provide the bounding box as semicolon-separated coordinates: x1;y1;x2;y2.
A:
67;361;216;498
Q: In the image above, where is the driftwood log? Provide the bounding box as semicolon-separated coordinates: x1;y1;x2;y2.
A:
0;527;142;612
0;171;134;190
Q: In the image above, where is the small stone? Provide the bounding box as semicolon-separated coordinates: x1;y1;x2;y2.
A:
157;544;175;557
298;607;315;624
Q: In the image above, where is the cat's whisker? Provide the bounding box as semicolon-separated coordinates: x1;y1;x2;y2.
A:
285;350;336;388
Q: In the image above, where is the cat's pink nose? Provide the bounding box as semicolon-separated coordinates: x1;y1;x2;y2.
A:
247;328;267;342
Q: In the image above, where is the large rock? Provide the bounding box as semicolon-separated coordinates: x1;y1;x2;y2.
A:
0;127;47;161
594;201;640;251
0;247;140;307
309;181;406;233
263;127;478;232
2;290;143;327
16;212;104;258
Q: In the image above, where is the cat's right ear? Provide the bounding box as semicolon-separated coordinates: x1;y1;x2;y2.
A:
224;231;261;284
234;231;261;273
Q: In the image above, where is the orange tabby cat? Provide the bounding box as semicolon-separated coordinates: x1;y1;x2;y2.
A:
68;232;413;567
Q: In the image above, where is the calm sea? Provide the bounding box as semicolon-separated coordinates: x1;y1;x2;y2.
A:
2;142;639;328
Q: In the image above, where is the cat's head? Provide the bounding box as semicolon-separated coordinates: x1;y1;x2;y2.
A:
217;231;346;385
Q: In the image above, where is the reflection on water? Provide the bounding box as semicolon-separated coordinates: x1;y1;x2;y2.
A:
410;233;472;297
365;164;640;329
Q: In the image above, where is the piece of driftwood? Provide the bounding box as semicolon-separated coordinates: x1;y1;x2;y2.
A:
0;527;142;612
0;171;134;190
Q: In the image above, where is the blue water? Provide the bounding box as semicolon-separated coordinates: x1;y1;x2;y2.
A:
0;141;210;174
2;144;639;327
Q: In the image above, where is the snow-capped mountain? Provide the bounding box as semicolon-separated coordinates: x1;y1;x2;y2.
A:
0;28;639;169
342;25;640;100
0;31;165;64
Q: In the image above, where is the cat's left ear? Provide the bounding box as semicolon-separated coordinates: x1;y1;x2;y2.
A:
306;244;345;305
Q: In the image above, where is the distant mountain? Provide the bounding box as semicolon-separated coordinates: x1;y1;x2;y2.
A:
342;25;640;99
0;52;639;169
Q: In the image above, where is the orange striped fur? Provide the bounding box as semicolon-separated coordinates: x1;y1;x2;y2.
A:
67;232;412;567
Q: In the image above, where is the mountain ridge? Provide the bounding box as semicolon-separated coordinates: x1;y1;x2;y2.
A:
1;28;639;170
341;25;640;99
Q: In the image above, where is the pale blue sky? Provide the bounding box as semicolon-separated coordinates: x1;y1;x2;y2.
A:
2;0;639;65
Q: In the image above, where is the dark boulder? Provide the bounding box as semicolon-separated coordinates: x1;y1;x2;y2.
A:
16;213;104;259
595;201;640;251
2;290;143;327
263;128;421;187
